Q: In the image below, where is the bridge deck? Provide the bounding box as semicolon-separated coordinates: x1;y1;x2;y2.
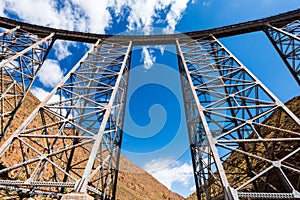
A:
0;9;299;45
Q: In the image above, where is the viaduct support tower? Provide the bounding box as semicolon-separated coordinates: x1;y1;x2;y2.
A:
0;27;54;138
0;9;299;200
0;39;132;199
265;20;300;85
177;36;300;199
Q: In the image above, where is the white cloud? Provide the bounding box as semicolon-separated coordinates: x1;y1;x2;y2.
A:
0;1;6;17
202;0;211;7
31;87;67;116
156;45;165;55
125;0;168;35
38;59;64;88
2;0;110;33
144;158;194;190
31;87;58;103
1;0;191;35
1;0;191;68
4;0;60;26
72;0;111;33
109;0;190;35
53;40;74;61
141;46;156;69
163;0;190;34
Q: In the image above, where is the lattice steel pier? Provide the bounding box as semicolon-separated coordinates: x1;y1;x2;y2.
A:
177;36;300;199
0;9;299;200
0;27;54;138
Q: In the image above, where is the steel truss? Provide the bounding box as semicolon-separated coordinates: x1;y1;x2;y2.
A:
265;20;300;85
0;39;132;199
0;9;298;200
0;26;54;138
176;36;300;199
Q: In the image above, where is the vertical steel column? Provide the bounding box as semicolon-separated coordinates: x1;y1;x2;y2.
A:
177;36;300;199
176;39;236;200
0;39;132;200
265;21;300;85
77;40;132;198
0;27;54;138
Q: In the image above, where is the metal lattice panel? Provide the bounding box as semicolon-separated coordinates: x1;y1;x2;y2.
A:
176;36;300;199
0;39;132;199
265;20;300;85
0;27;54;138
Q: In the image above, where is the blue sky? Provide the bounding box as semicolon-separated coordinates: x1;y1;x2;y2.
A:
0;0;300;197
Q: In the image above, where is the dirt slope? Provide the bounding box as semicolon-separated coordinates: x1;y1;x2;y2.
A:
118;156;184;200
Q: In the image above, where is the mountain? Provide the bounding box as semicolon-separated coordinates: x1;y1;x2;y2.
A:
0;87;184;200
186;96;300;200
5;82;298;200
117;157;184;200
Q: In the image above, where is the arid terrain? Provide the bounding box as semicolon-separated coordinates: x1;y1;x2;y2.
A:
0;82;299;200
0;88;184;200
186;96;300;200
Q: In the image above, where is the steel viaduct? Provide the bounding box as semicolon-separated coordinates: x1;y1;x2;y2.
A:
0;8;299;200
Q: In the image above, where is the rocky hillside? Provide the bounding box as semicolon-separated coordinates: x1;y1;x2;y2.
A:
0;88;184;200
5;86;298;200
118;157;184;200
186;96;300;200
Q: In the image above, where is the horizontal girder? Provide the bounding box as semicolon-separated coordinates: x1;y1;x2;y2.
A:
0;9;299;45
